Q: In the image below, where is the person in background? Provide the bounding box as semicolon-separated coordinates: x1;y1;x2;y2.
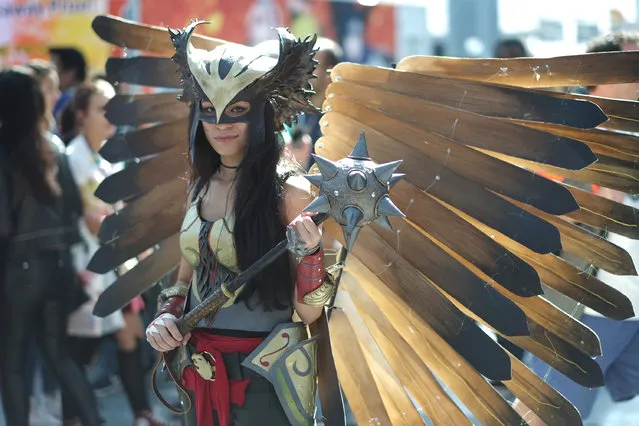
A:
61;79;165;426
254;37;342;170
294;37;343;167
493;38;530;58
514;32;639;426
26;60;62;134
286;126;314;169
0;67;103;426
49;47;87;124
22;58;82;424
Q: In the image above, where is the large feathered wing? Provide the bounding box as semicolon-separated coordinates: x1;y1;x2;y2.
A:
89;15;639;426
317;59;639;425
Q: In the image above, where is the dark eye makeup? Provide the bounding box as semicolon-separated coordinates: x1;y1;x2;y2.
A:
200;102;216;115
225;102;251;117
199;101;251;119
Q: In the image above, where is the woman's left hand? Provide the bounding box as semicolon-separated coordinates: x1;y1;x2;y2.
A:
290;212;323;251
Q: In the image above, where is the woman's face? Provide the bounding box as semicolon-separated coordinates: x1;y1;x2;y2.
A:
200;100;250;161
81;91;116;150
41;71;61;121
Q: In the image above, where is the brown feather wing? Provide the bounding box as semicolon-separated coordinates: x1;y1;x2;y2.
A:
89;15;639;425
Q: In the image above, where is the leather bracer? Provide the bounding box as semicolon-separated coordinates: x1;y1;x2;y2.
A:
296;249;335;306
156;285;189;318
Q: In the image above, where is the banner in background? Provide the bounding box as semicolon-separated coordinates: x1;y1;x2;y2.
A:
0;0;110;71
0;0;397;72
140;0;396;65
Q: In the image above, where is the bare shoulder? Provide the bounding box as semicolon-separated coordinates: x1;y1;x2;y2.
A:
283;174;314;223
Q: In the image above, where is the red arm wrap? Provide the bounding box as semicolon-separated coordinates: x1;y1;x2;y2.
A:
296;248;325;304
157;296;185;318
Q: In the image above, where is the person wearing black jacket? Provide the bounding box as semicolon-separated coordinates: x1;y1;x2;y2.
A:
0;67;102;426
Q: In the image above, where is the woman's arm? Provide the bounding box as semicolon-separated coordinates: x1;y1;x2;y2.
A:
283;176;329;325
146;257;193;352
146;193;195;353
156;188;197;311
174;257;193;290
292;250;324;324
156;257;192;317
65;142;111;236
84;198;112;236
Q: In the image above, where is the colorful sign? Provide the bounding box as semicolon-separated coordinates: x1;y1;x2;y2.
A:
0;0;398;72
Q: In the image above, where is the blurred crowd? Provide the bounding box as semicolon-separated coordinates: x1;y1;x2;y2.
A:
0;47;170;426
0;16;637;426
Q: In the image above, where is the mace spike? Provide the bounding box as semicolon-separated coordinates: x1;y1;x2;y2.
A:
377;196;405;218
389;173;405;188
375;215;394;231
303;174;324;188
311;154;339;179
342;226;362;253
374;160;403;185
342;206;364;251
303;194;331;214
349;131;370;159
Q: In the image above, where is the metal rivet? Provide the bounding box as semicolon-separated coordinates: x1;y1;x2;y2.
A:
22;261;29;270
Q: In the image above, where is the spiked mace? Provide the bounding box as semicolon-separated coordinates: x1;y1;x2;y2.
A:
174;132;405;334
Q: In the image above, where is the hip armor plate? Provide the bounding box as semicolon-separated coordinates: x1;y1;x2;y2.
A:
242;322;318;426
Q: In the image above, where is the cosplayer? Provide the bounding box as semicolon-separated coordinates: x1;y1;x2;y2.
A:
144;22;331;426
90;14;639;426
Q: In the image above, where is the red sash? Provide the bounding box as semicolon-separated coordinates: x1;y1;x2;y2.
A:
182;331;264;426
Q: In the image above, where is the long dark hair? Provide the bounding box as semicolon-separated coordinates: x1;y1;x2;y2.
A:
58;83;98;144
189;102;293;310
0;68;57;202
25;59;58;131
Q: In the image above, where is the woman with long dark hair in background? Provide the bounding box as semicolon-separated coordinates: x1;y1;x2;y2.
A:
0;68;103;426
17;58;91;424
